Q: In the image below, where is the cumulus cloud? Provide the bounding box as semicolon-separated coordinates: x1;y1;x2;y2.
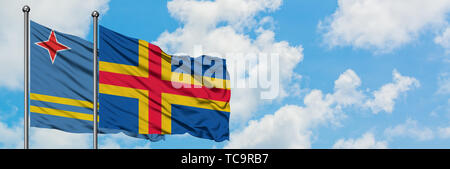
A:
384;119;434;141
225;69;363;148
333;132;388;149
330;69;365;107
225;104;315;149
319;0;450;52
225;68;420;148
166;0;282;30
364;69;420;114
0;0;110;89
155;0;304;122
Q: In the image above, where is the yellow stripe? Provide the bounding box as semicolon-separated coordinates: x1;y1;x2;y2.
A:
138;40;149;77
160;93;231;134
161;51;173;81
99;40;149;77
161;51;230;89
161;94;171;134
171;72;230;89
30;93;93;108
162;93;230;112
30;106;98;122
99;84;149;134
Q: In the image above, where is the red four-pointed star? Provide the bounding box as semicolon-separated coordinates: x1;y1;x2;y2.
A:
35;30;70;64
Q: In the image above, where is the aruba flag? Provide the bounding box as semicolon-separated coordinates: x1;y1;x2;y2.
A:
29;21;164;141
30;20;93;133
99;26;231;142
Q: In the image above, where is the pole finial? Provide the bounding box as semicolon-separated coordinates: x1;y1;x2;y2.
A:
22;5;30;12
92;11;99;17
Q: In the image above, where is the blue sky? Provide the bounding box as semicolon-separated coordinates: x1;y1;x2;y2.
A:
1;0;450;149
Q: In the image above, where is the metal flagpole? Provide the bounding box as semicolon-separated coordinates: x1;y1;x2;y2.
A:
92;11;99;149
23;5;30;150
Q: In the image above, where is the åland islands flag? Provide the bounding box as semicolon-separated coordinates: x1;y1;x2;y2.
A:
29;21;163;141
99;26;231;142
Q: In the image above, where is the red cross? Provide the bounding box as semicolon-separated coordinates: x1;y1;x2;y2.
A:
99;43;231;134
35;30;70;64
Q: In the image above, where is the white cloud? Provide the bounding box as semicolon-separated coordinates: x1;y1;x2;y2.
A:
384;119;434;141
330;69;365;107
224;96;327;149
438;127;450;139
437;72;450;95
225;68;421;148
167;0;282;30
365;69;420;114
320;0;450;52
435;27;450;53
0;0;110;89
333;132;388;149
156;0;304;122
225;69;363;148
0;121;23;148
30;128;90;149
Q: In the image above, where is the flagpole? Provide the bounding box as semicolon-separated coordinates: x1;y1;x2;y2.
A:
92;11;99;149
23;5;30;150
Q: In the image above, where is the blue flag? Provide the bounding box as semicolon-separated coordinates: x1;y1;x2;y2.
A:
29;21;164;141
